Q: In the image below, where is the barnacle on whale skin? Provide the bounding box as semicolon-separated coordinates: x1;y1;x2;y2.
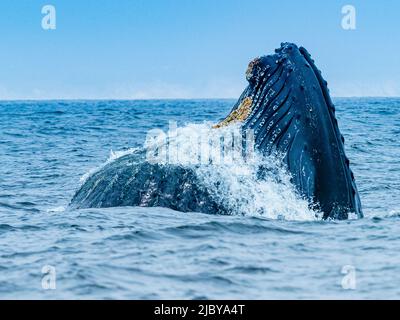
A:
213;97;253;129
245;58;261;81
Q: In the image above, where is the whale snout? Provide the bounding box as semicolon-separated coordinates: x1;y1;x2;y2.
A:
238;42;363;220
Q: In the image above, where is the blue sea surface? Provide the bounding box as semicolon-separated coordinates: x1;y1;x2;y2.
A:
0;98;399;299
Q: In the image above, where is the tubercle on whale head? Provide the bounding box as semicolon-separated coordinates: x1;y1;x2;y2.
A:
245;43;299;85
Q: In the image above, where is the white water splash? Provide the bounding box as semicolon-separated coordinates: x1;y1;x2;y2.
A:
79;122;318;221
145;123;319;221
46;206;66;213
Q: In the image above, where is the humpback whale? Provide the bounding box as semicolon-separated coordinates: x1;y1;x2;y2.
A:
71;43;362;220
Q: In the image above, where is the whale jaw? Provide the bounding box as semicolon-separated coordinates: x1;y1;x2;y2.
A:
225;42;362;219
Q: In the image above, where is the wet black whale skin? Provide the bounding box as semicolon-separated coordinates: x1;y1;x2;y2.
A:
237;42;362;219
71;43;363;220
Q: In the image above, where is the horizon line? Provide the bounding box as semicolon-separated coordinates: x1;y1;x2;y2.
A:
0;96;399;102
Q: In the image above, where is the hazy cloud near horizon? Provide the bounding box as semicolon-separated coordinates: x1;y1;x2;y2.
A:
1;81;400;100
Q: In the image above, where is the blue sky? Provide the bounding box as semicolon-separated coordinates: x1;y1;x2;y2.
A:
0;0;399;99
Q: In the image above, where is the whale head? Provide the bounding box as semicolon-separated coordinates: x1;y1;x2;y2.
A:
216;43;363;220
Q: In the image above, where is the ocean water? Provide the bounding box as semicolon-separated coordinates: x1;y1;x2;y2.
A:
0;98;399;299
